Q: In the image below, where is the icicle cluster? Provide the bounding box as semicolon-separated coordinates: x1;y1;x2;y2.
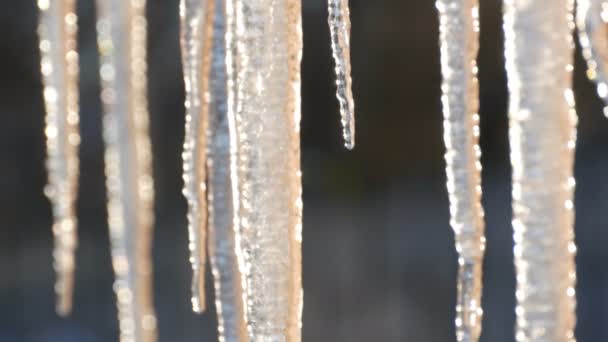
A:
504;0;578;341
37;0;81;317
96;0;157;341
328;0;356;149
436;1;485;341
179;0;304;340
577;0;608;115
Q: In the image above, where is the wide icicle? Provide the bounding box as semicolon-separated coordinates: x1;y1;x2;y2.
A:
436;1;485;341
504;1;577;341
206;0;248;340
328;0;355;149
37;0;80;317
179;0;216;314
577;0;608;115
96;0;157;341
228;0;304;340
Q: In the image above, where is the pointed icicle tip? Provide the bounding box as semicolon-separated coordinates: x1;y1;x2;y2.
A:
329;0;356;150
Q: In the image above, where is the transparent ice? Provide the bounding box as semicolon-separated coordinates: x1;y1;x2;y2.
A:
504;0;578;341
206;0;248;340
577;0;608;115
37;0;80;317
228;0;304;340
328;0;355;149
96;0;157;340
436;0;485;341
179;0;216;313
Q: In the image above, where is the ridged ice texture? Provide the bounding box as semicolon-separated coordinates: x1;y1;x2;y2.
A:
577;0;608;115
504;1;577;341
328;0;355;149
436;1;485;341
179;0;216;314
38;0;80;317
96;0;157;341
207;1;248;341
229;0;304;340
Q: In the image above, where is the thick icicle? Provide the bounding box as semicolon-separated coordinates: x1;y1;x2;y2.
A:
206;0;248;340
504;1;577;341
577;0;608;115
38;0;80;317
436;1;485;341
328;0;355;149
179;0;216;314
96;0;157;341
228;0;304;340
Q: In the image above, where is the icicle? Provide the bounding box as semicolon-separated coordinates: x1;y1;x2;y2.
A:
206;0;248;340
328;0;355;149
577;0;608;115
37;0;80;317
228;0;303;340
96;0;157;341
504;1;577;341
436;1;485;341
179;0;216;314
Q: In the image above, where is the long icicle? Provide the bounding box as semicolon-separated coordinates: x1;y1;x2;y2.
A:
206;0;248;340
229;0;303;340
577;0;608;115
436;1;485;341
38;0;80;317
96;0;157;341
179;0;216;314
504;1;577;341
328;0;355;149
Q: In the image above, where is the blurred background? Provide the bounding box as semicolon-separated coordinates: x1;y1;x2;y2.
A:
1;0;608;341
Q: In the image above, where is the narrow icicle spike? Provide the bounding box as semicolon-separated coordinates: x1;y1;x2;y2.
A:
577;0;608;116
179;0;216;314
437;0;485;341
37;0;80;317
206;1;248;339
504;0;578;341
96;0;157;341
328;0;355;149
229;0;303;340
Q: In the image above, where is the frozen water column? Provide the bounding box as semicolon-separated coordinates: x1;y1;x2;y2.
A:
504;1;578;341
436;0;485;341
228;0;304;341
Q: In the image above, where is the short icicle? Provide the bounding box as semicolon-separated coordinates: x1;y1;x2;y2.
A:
179;0;216;314
577;0;608;115
436;1;485;341
504;0;578;341
206;0;248;340
96;0;157;341
328;0;356;149
228;0;304;340
37;0;81;317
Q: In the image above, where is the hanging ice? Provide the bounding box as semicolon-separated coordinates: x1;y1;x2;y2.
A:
436;1;485;341
96;0;157;341
577;0;608;115
504;1;577;341
228;0;304;340
37;0;80;317
179;0;216;314
328;0;356;149
205;1;248;339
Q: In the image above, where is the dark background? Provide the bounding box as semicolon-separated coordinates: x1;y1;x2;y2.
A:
2;1;608;341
